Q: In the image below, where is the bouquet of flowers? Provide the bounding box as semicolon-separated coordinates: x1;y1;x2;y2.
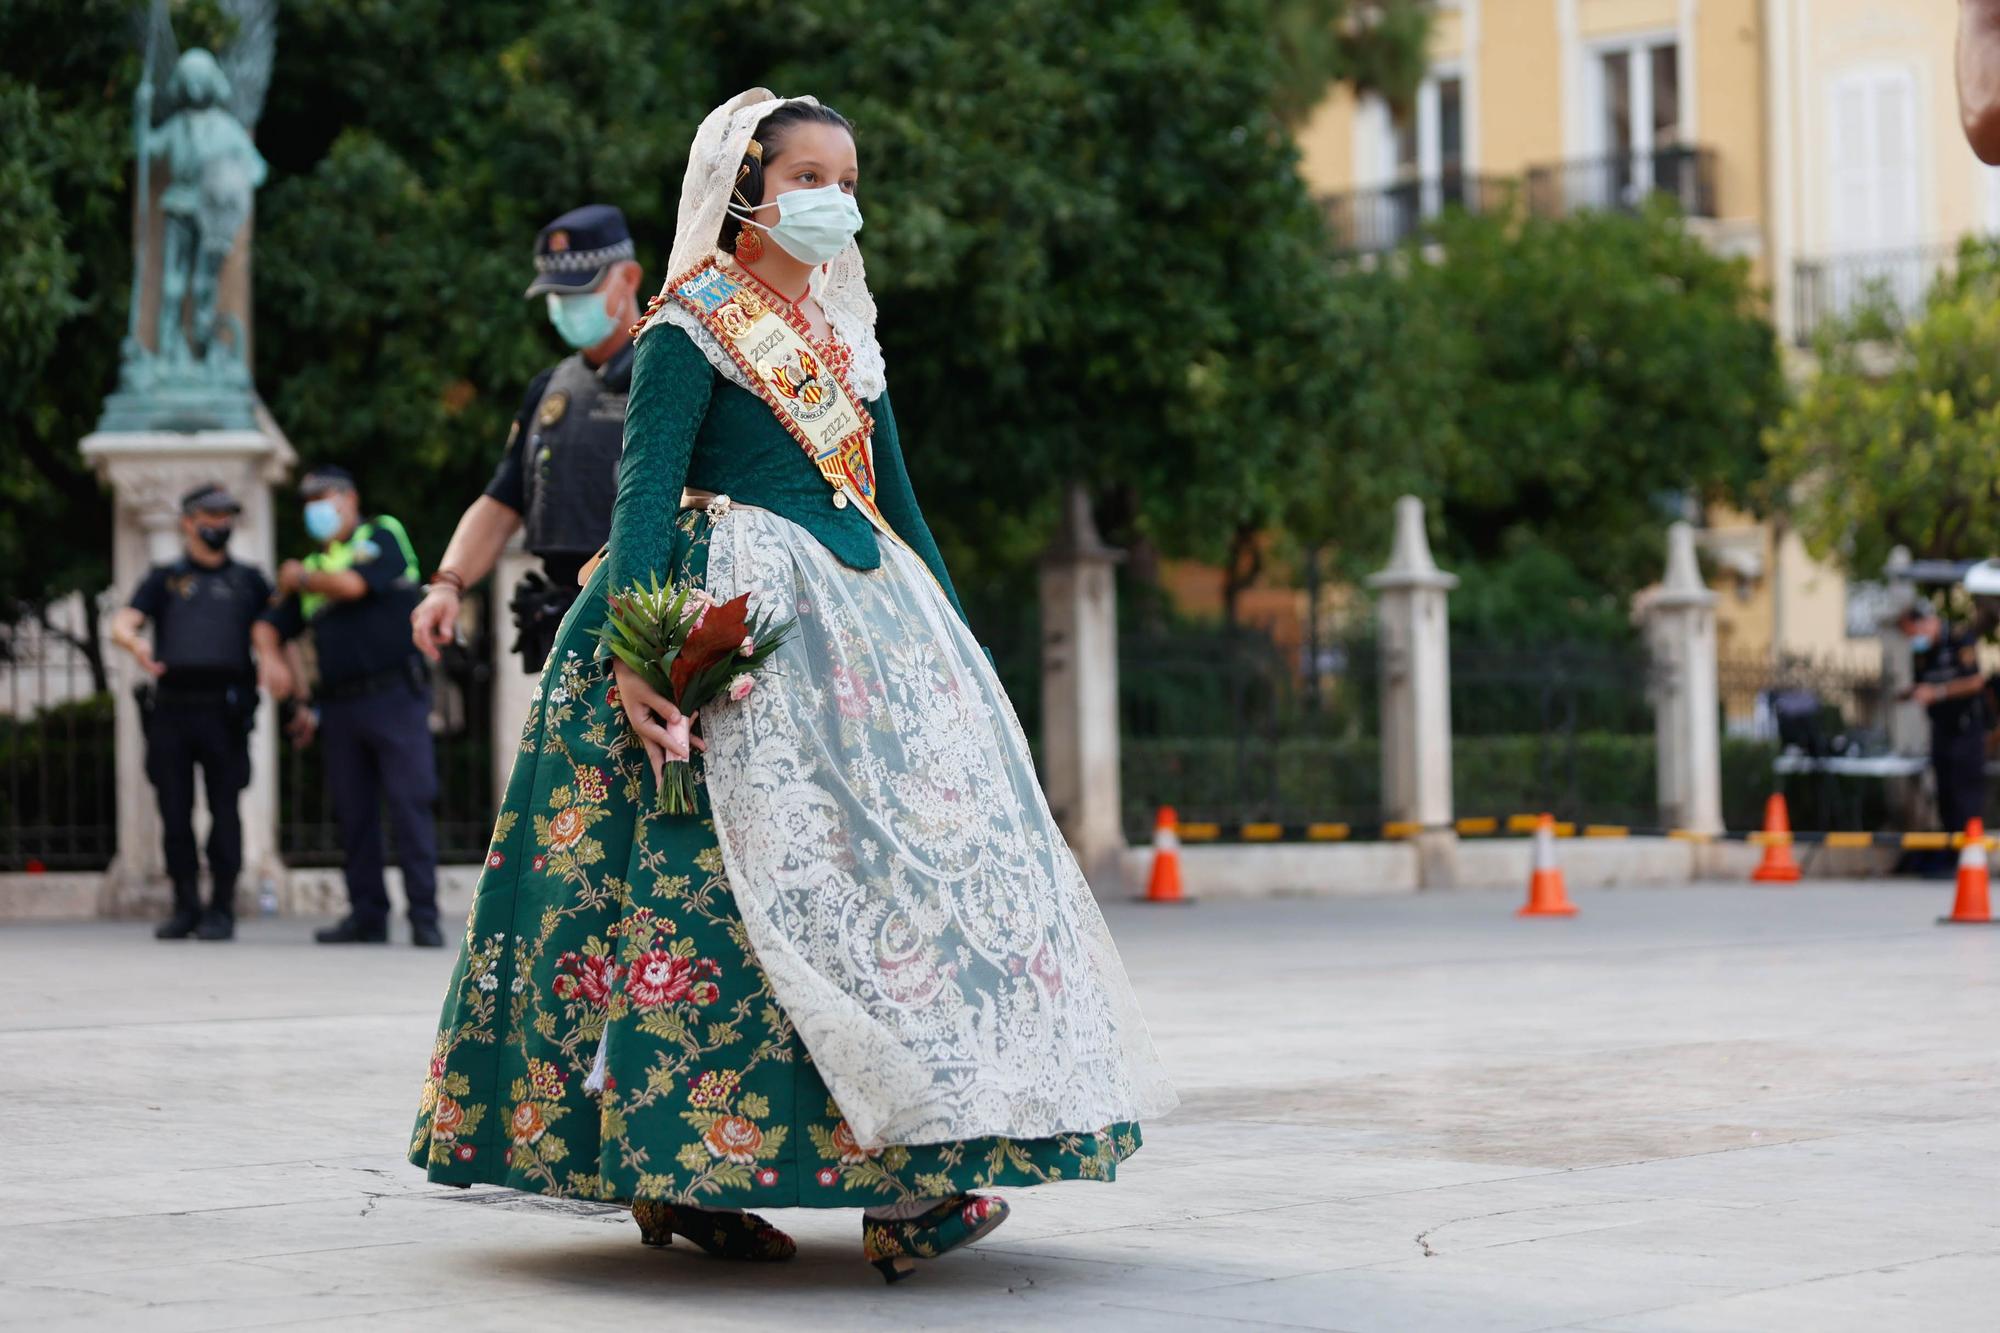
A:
595;576;795;813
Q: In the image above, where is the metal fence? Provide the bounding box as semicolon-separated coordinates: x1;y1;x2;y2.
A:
1320;172;1512;253
1525;145;1718;220
0;614;117;872
278;626;497;867
1451;641;1658;829
1119;628;1381;841
1718;654;1893;831
1792;245;1959;347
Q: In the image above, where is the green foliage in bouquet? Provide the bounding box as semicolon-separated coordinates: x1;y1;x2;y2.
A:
595;575;795;811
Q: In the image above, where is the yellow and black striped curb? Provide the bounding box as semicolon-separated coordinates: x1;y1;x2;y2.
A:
1160;818;1992;850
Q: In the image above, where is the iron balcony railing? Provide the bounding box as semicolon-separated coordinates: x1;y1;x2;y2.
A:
1791;244;1960;346
1320;171;1512;253
1525;145;1718;220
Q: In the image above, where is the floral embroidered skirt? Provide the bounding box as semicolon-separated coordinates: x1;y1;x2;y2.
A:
409;514;1140;1208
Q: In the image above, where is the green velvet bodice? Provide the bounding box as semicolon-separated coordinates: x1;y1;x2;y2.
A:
605;326;967;624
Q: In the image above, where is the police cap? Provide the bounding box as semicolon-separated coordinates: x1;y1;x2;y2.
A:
299;465;357;498
525;204;636;297
180;482;241;516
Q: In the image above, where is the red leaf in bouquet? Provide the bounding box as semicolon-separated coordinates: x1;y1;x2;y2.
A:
669;594;753;698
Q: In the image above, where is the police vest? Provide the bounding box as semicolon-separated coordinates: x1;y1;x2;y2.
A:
1918;630;1989;736
521;345;632;558
154;560;263;677
301;516;421;622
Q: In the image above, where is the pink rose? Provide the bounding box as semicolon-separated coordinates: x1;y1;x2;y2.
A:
739;636;755;657
728;676;755;702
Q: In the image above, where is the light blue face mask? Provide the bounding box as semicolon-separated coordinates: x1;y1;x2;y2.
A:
546;289;618;349
731;184;863;266
304;498;344;543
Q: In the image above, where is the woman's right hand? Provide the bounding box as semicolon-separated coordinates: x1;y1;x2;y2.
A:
611;658;700;788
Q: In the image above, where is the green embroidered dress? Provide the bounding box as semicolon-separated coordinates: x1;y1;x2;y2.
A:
409;319;1172;1210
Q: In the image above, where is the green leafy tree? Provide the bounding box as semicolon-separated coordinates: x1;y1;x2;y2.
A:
6;0;1430;657
1766;238;2000;573
1378;200;1784;628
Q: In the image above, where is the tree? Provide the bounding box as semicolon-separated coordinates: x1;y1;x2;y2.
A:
5;0;1430;651
1766;239;2000;573
1375;200;1784;622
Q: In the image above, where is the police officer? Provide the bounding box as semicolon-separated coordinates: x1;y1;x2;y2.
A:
1899;600;1992;840
410;204;643;670
108;483;275;941
255;466;443;947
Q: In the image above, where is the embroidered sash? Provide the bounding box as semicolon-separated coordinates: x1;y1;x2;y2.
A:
661;261;893;535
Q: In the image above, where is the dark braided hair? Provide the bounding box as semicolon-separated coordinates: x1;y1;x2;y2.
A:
717;102;856;255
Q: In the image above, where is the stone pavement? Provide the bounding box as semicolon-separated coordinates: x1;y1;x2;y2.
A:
2;883;1996;1331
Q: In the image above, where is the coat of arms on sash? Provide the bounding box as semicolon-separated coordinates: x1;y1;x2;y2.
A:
761;346;834;423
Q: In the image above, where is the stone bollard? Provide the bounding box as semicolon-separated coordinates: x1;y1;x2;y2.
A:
1643;522;1723;837
1879;545;1930;829
1367;496;1459;887
1039;483;1126;897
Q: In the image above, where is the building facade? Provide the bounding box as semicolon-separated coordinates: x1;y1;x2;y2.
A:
1295;0;1999;669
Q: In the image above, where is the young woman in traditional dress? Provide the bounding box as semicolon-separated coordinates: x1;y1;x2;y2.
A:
408;89;1175;1282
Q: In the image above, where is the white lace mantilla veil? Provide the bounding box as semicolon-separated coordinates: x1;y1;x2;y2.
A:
639;87;886;401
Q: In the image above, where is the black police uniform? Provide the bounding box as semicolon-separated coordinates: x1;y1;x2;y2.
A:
263;513;440;938
129;555;271;921
486;203;637;669
1914;626;1990;833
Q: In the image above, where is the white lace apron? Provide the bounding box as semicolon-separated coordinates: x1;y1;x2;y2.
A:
697;506;1178;1148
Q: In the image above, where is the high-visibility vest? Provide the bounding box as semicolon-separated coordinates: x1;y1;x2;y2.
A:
300;514;419;621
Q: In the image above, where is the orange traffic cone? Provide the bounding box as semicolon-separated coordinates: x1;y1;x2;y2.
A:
1140;805;1189;904
1518;813;1577;917
1940;817;1997;925
1751;793;1802;883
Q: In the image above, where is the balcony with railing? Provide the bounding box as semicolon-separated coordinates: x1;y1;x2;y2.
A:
1319;171;1511;254
1524;145;1718;220
1791;244;1959;347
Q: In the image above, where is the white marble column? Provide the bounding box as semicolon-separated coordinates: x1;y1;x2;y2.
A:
80;416;295;911
1040;484;1126;897
490;534;543;800
1644;522;1724;836
1879;545;1931;827
1367;496;1459;887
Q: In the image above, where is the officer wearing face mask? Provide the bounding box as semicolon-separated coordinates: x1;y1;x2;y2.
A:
1898;599;1993;843
108;483;276;942
256;466;442;947
409;204;643;673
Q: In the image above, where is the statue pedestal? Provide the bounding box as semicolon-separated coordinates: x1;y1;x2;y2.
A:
81;415;296;911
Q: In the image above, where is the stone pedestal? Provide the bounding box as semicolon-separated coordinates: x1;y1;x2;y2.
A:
1367;497;1459;887
1879;546;1930;827
1644;522;1724;836
490;534;543;799
80;415;295;909
1039;484;1126;896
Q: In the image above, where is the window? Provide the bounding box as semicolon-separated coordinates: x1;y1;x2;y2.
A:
1590;36;1682;205
1828;67;1919;254
1824;66;1924;317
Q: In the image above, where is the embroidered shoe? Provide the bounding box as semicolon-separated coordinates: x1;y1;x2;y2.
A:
863;1193;1012;1284
630;1199;796;1261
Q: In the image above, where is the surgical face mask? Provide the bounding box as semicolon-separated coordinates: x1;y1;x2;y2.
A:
730;184;863;266
194;523;232;553
547;289;618;349
304;498;344;543
1910;633;1934;653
